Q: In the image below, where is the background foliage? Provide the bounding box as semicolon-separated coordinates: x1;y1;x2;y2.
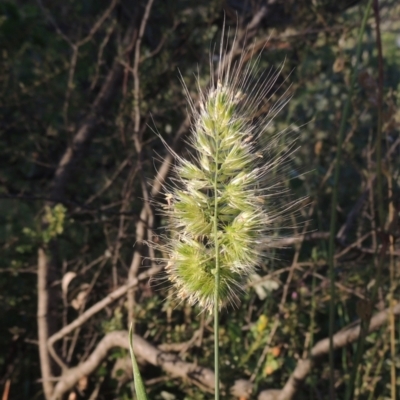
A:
1;0;400;399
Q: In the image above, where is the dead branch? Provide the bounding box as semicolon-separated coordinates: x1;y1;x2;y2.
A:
50;331;216;400
127;0;156;323
47;265;162;365
37;248;54;399
49;56;125;200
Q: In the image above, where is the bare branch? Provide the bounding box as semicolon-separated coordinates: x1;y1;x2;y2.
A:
49;23;136;201
132;0;155;142
37;248;54;400
47;265;162;363
127;0;156;322
49;58;124;200
78;0;119;47
36;0;73;46
50;331;215;400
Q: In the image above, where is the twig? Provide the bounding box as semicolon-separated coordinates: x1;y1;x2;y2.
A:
78;0;119;47
1;380;10;400
36;0;73;46
66;260;107;363
90;18;118;90
62;45;79;129
0;194;140;217
111;165;139;288
128;0;155;324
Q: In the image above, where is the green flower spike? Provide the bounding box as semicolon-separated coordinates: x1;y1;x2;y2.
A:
161;36;294;314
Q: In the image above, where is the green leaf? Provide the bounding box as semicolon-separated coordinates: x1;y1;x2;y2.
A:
129;323;148;400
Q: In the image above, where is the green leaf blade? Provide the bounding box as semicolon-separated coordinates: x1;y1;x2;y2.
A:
129;324;149;400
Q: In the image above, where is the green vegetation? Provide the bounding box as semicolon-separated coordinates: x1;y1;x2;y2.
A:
1;1;400;399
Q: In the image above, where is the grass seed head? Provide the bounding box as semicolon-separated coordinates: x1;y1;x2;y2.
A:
160;30;297;313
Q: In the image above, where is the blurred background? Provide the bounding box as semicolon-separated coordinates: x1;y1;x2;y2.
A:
1;0;400;399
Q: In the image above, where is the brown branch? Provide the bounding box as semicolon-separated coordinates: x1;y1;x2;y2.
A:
37;248;54;399
49;58;123;200
50;331;215;400
132;0;155;142
90;18;118;90
78;0;119;47
262;232;330;248
62;46;79;127
49;19;137;201
127;0;156;323
36;0;73;46
84;159;130;205
111;165;140;287
1;380;10;400
37;0;118;48
47;265;162;364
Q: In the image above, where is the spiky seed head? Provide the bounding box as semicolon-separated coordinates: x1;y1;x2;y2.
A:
159;32;295;313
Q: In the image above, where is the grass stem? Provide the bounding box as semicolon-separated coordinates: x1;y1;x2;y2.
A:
213;135;220;400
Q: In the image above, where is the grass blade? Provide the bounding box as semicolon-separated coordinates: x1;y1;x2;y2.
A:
129;323;148;400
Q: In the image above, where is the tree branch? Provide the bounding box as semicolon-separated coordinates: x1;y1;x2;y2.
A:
37;248;54;399
50;331;216;400
47;265;162;365
127;0;156;323
49;57;123;200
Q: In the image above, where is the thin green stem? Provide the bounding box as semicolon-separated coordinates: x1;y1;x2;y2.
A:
345;238;387;400
367;338;386;400
345;2;386;399
327;2;373;399
344;321;367;400
213;140;220;400
370;1;395;394
309;269;317;400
